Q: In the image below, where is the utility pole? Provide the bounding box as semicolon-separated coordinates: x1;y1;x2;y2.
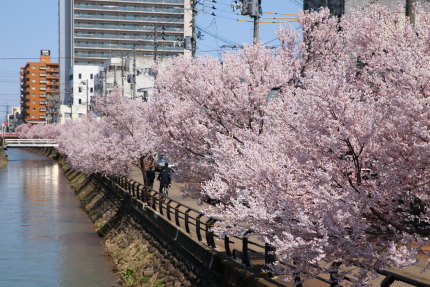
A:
240;0;261;44
85;79;89;114
153;25;158;62
121;53;125;97
191;0;198;57
253;14;260;44
406;0;416;25
132;45;136;99
114;63;117;87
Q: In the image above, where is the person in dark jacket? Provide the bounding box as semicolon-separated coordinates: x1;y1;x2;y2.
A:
157;163;171;195
146;166;155;190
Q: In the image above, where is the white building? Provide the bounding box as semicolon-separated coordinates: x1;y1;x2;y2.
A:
94;56;157;100
59;0;192;120
59;65;99;122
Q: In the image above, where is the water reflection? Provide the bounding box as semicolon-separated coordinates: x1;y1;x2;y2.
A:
0;149;115;287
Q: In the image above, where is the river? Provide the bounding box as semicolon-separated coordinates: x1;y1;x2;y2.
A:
0;149;116;287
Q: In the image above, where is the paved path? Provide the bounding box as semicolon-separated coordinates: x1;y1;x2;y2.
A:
130;168;430;287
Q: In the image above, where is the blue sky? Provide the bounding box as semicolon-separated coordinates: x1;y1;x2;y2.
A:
0;0;302;121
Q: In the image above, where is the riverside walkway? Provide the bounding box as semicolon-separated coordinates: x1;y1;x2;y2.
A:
129;168;430;287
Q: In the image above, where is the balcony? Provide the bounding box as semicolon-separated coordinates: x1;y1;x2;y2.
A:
73;3;184;15
75;0;184;8
40;108;47;112
47;73;59;79
74;13;183;24
74;32;183;42
40;66;47;70
74;22;184;33
40;86;47;91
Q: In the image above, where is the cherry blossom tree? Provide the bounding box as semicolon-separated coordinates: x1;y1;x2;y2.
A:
25;123;61;139
152;43;295;198
15;123;33;138
155;4;430;284
57;88;157;180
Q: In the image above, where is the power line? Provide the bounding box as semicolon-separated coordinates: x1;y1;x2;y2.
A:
196;25;239;45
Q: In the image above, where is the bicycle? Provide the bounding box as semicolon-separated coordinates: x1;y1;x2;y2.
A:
160;184;170;199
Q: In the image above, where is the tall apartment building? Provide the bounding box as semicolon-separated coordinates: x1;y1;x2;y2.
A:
59;0;192;115
20;50;60;124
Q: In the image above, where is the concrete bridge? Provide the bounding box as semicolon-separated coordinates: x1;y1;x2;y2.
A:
3;139;58;148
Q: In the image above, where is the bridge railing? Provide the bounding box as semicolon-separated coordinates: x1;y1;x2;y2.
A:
103;175;430;287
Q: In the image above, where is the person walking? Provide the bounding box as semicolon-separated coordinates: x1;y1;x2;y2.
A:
143;155;157;185
146;166;155;190
157;163;171;196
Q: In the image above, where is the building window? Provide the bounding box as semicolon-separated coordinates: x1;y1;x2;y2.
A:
32;100;36;104
90;88;93;93
32;73;36;76
32;66;36;69
32;115;36;118
79;99;82;104
79;87;82;93
32;108;36;111
31;87;36;90
90;74;93;79
79;73;82;79
32;94;36;97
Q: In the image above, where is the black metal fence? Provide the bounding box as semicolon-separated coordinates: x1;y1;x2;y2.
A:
104;175;429;287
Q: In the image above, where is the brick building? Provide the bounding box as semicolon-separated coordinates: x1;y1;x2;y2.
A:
20;50;60;124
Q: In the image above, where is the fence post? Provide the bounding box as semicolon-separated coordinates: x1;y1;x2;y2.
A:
159;196;163;215
184;208;191;234
205;218;216;248
224;235;232;257
330;261;342;287
133;182;139;197
175;204;181;227
196;214;203;241
242;230;252;267
137;184;143;199
166;200;172;221
151;192;157;209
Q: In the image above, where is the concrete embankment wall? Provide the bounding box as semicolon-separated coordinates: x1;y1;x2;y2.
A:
29;147;280;287
0;148;7;168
